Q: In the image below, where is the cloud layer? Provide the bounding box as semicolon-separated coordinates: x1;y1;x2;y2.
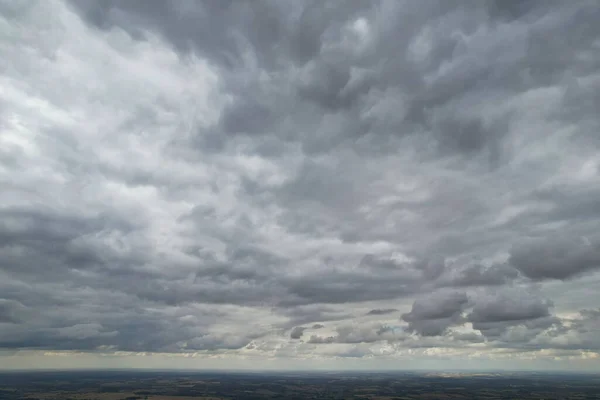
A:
1;0;600;369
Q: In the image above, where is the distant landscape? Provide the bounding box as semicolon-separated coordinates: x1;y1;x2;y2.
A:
2;1;600;395
0;370;599;400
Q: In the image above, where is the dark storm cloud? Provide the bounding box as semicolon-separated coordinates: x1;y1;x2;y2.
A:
2;0;600;361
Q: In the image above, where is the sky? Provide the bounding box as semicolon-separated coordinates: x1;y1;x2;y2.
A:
1;0;600;372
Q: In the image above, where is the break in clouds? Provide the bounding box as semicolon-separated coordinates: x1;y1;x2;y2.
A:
1;0;600;369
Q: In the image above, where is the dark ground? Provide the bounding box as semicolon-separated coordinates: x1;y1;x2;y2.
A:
0;370;599;399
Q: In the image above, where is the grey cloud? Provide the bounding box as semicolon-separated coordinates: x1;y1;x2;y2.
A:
436;263;520;287
277;304;353;330
0;208;129;250
510;236;600;280
219;98;273;136
0;299;27;324
307;324;401;344
280;255;436;306
66;0;596;160
487;0;543;20
290;326;306;339
67;0;371;72
296;59;356;111
333;325;392;344
450;331;485;343
469;292;551;323
402;291;469;336
403;292;469;322
113;251;442;308
0;207;144;284
185;332;264;351
579;309;600;319
68;0;277;70
566;309;600;351
366;309;398;316
307;335;336;344
0;283;260;352
468;290;553;338
498;308;600;352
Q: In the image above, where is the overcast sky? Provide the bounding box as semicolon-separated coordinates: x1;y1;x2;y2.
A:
1;0;600;372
